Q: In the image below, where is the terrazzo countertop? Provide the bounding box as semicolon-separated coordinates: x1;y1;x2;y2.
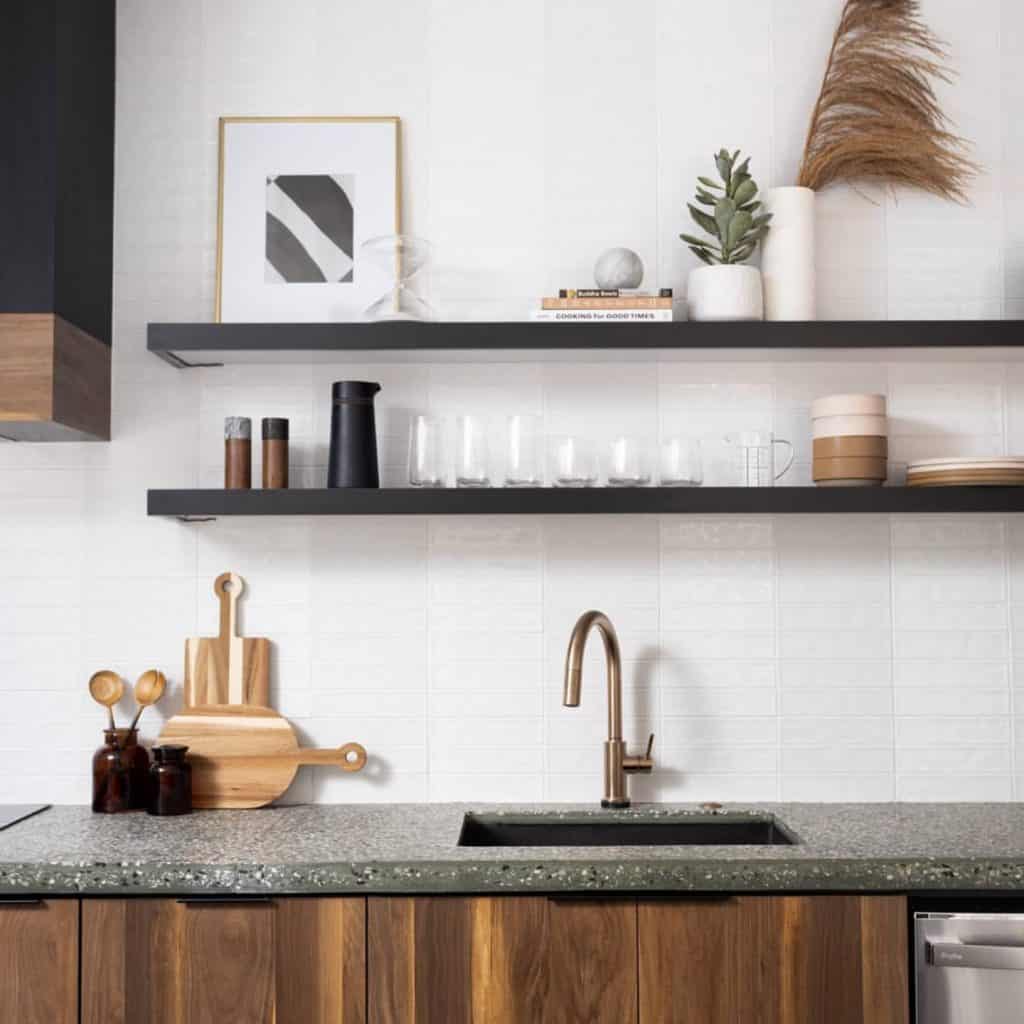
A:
2;803;1024;896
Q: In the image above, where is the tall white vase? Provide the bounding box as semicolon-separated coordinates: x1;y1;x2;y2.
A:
761;186;816;321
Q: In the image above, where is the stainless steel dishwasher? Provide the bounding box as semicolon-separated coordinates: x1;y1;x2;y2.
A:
916;911;1024;1022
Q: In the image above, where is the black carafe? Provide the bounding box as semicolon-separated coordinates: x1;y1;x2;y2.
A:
328;381;381;488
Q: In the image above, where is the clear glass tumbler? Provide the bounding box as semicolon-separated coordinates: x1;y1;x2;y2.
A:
607;437;653;486
660;438;703;486
408;414;446;487
505;415;544;487
455;415;490;487
550;436;598;487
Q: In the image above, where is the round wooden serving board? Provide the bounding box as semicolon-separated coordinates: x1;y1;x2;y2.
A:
158;705;367;809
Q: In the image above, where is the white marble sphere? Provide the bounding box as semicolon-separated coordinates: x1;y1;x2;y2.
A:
594;247;644;290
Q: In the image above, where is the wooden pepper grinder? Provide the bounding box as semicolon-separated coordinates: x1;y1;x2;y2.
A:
262;417;289;489
224;417;252;489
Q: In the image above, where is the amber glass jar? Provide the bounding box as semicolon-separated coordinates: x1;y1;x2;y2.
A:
148;745;192;816
92;729;135;813
92;728;150;813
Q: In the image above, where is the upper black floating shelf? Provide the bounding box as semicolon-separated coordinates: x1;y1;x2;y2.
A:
148;487;1024;520
148;320;1022;367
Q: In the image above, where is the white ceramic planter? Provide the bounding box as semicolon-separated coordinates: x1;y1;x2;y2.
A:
686;265;763;322
761;185;816;321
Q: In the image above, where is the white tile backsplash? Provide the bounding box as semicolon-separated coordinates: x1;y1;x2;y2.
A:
3;0;1024;804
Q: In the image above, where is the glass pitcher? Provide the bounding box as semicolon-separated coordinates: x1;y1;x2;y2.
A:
724;432;794;487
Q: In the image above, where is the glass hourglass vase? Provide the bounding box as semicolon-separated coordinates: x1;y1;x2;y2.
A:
362;234;436;322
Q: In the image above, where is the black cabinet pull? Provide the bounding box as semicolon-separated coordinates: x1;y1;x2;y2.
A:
0;897;44;906
635;893;734;903
549;892;734;904
176;896;275;906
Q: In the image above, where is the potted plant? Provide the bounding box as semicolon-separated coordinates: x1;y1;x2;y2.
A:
681;149;771;321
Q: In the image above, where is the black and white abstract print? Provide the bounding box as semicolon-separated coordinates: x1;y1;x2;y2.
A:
265;173;355;283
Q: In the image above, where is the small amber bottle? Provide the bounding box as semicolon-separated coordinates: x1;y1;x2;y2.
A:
262;417;289;489
148;745;192;816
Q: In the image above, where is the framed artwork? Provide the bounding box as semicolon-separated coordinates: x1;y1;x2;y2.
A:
215;116;401;322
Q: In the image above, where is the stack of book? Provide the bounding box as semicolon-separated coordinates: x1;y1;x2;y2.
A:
532;288;674;322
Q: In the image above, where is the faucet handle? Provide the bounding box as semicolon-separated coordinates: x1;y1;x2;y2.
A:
624;733;655;774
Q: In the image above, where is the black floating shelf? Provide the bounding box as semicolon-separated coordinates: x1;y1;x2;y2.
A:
147;320;1022;367
148;487;1024;520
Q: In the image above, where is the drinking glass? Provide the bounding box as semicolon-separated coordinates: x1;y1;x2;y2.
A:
724;431;794;487
455;415;490;487
408;414;445;488
606;437;653;486
550;436;598;487
505;415;544;487
660;438;703;486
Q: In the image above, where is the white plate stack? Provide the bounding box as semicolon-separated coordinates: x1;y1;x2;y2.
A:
811;394;888;488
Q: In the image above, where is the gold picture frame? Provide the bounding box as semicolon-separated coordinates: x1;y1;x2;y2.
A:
215;115;402;323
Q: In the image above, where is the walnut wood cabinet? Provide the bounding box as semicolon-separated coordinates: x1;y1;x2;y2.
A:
368;895;638;1023
3;891;908;1022
367;893;908;1024
0;898;78;1024
81;896;365;1024
639;894;909;1024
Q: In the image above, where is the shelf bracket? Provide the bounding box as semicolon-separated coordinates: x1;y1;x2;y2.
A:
154;349;224;369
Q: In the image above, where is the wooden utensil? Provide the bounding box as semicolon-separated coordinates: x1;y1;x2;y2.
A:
158;705;367;808
127;669;167;732
88;670;124;732
185;572;270;707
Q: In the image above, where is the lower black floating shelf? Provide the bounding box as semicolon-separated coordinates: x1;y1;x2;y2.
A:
147;487;1024;519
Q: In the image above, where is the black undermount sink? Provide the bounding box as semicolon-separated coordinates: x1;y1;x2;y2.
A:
457;813;796;848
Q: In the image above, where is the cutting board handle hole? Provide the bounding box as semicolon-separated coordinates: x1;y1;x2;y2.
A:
214;571;245;600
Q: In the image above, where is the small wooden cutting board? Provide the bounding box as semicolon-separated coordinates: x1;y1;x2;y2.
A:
185;572;270;707
158;705;367;809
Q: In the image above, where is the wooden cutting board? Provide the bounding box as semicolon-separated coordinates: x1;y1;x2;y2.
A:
185;572;270;707
158;705;367;808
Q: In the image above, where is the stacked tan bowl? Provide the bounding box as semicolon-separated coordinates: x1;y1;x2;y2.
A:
811;393;887;487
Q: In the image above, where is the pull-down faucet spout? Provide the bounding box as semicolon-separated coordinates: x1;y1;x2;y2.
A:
562;610;654;808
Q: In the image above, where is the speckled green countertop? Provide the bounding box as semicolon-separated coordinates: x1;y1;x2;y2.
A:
2;803;1024;896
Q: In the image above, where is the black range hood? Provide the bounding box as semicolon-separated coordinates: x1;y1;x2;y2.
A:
0;0;115;441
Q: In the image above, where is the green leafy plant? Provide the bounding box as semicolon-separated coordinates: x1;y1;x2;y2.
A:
680;149;772;265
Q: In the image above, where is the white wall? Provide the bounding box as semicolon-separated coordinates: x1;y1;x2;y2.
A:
2;0;1024;804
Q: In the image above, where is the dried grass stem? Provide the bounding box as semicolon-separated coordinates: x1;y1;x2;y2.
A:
797;0;976;200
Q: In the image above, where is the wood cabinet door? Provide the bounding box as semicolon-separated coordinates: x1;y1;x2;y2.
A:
0;897;78;1024
639;894;909;1024
82;896;365;1024
369;895;637;1023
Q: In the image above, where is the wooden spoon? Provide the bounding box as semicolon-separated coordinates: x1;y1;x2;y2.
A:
128;669;167;733
88;670;124;733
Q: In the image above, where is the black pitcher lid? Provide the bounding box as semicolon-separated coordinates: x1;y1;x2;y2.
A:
332;381;381;401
